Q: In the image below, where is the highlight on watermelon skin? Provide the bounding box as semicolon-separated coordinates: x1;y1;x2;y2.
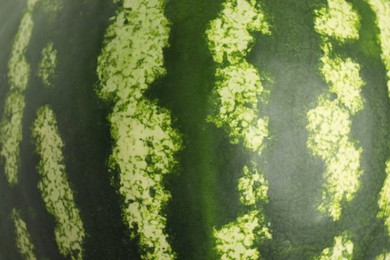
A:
307;0;364;221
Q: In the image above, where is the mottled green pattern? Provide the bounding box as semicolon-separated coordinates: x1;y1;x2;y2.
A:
38;42;57;88
7;13;33;92
206;0;269;64
308;0;363;220
208;62;269;152
214;210;271;260
238;164;269;206
0;92;25;184
214;163;271;259
110;99;182;259
315;233;353;260
97;0;169;101
12;209;36;260
307;97;362;219
32;106;85;260
0;0;37;185
206;0;270;153
320;44;364;114
97;0;182;258
314;0;360;41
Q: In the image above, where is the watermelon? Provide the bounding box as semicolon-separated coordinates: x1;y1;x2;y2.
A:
0;0;389;259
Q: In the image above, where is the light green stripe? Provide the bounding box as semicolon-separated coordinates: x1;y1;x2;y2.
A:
38;42;58;88
32;106;85;260
97;0;182;259
308;0;364;221
0;92;26;185
12;209;36;260
315;233;354;260
7;10;35;92
206;0;272;258
366;0;390;97
0;0;38;185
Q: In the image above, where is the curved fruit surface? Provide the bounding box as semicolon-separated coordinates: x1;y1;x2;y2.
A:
0;0;389;259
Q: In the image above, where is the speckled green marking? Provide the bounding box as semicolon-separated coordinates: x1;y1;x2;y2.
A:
367;0;390;97
97;0;170;101
0;0;38;185
320;44;364;114
97;0;182;259
32;106;85;260
12;209;36;260
38;42;57;88
206;0;270;64
308;0;364;220
206;1;272;257
238;164;269;206
315;233;354;260
378;160;390;235
208;62;269;153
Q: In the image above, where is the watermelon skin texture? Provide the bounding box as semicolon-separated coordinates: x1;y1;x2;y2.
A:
0;0;389;259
